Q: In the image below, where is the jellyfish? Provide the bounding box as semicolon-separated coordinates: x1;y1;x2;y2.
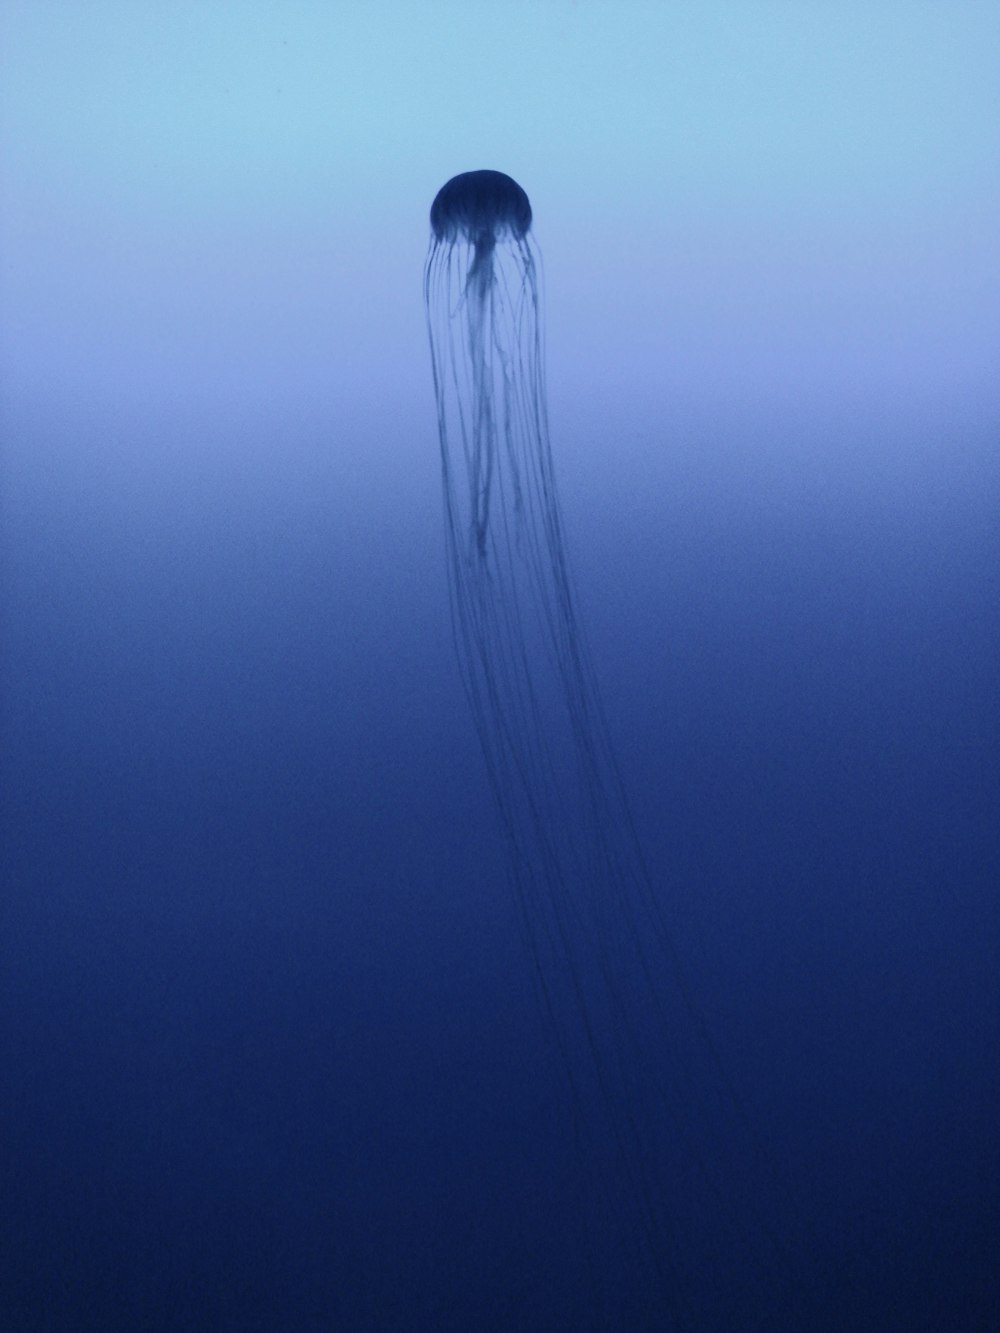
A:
423;171;806;1330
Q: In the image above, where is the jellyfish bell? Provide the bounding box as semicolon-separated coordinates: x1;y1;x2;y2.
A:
430;168;533;248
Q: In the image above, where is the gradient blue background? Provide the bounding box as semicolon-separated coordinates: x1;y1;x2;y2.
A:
2;3;998;1328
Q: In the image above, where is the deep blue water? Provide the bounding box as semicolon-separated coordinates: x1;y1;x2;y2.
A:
2;393;998;1330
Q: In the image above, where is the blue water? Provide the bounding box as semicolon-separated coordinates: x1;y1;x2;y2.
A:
3;376;997;1327
3;7;999;1315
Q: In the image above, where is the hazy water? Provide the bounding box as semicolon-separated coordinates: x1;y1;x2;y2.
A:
3;6;998;1321
2;382;997;1328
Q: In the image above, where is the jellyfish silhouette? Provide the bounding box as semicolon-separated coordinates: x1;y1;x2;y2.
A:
424;171;807;1330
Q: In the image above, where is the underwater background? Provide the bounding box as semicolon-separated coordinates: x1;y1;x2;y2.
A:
2;3;998;1329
